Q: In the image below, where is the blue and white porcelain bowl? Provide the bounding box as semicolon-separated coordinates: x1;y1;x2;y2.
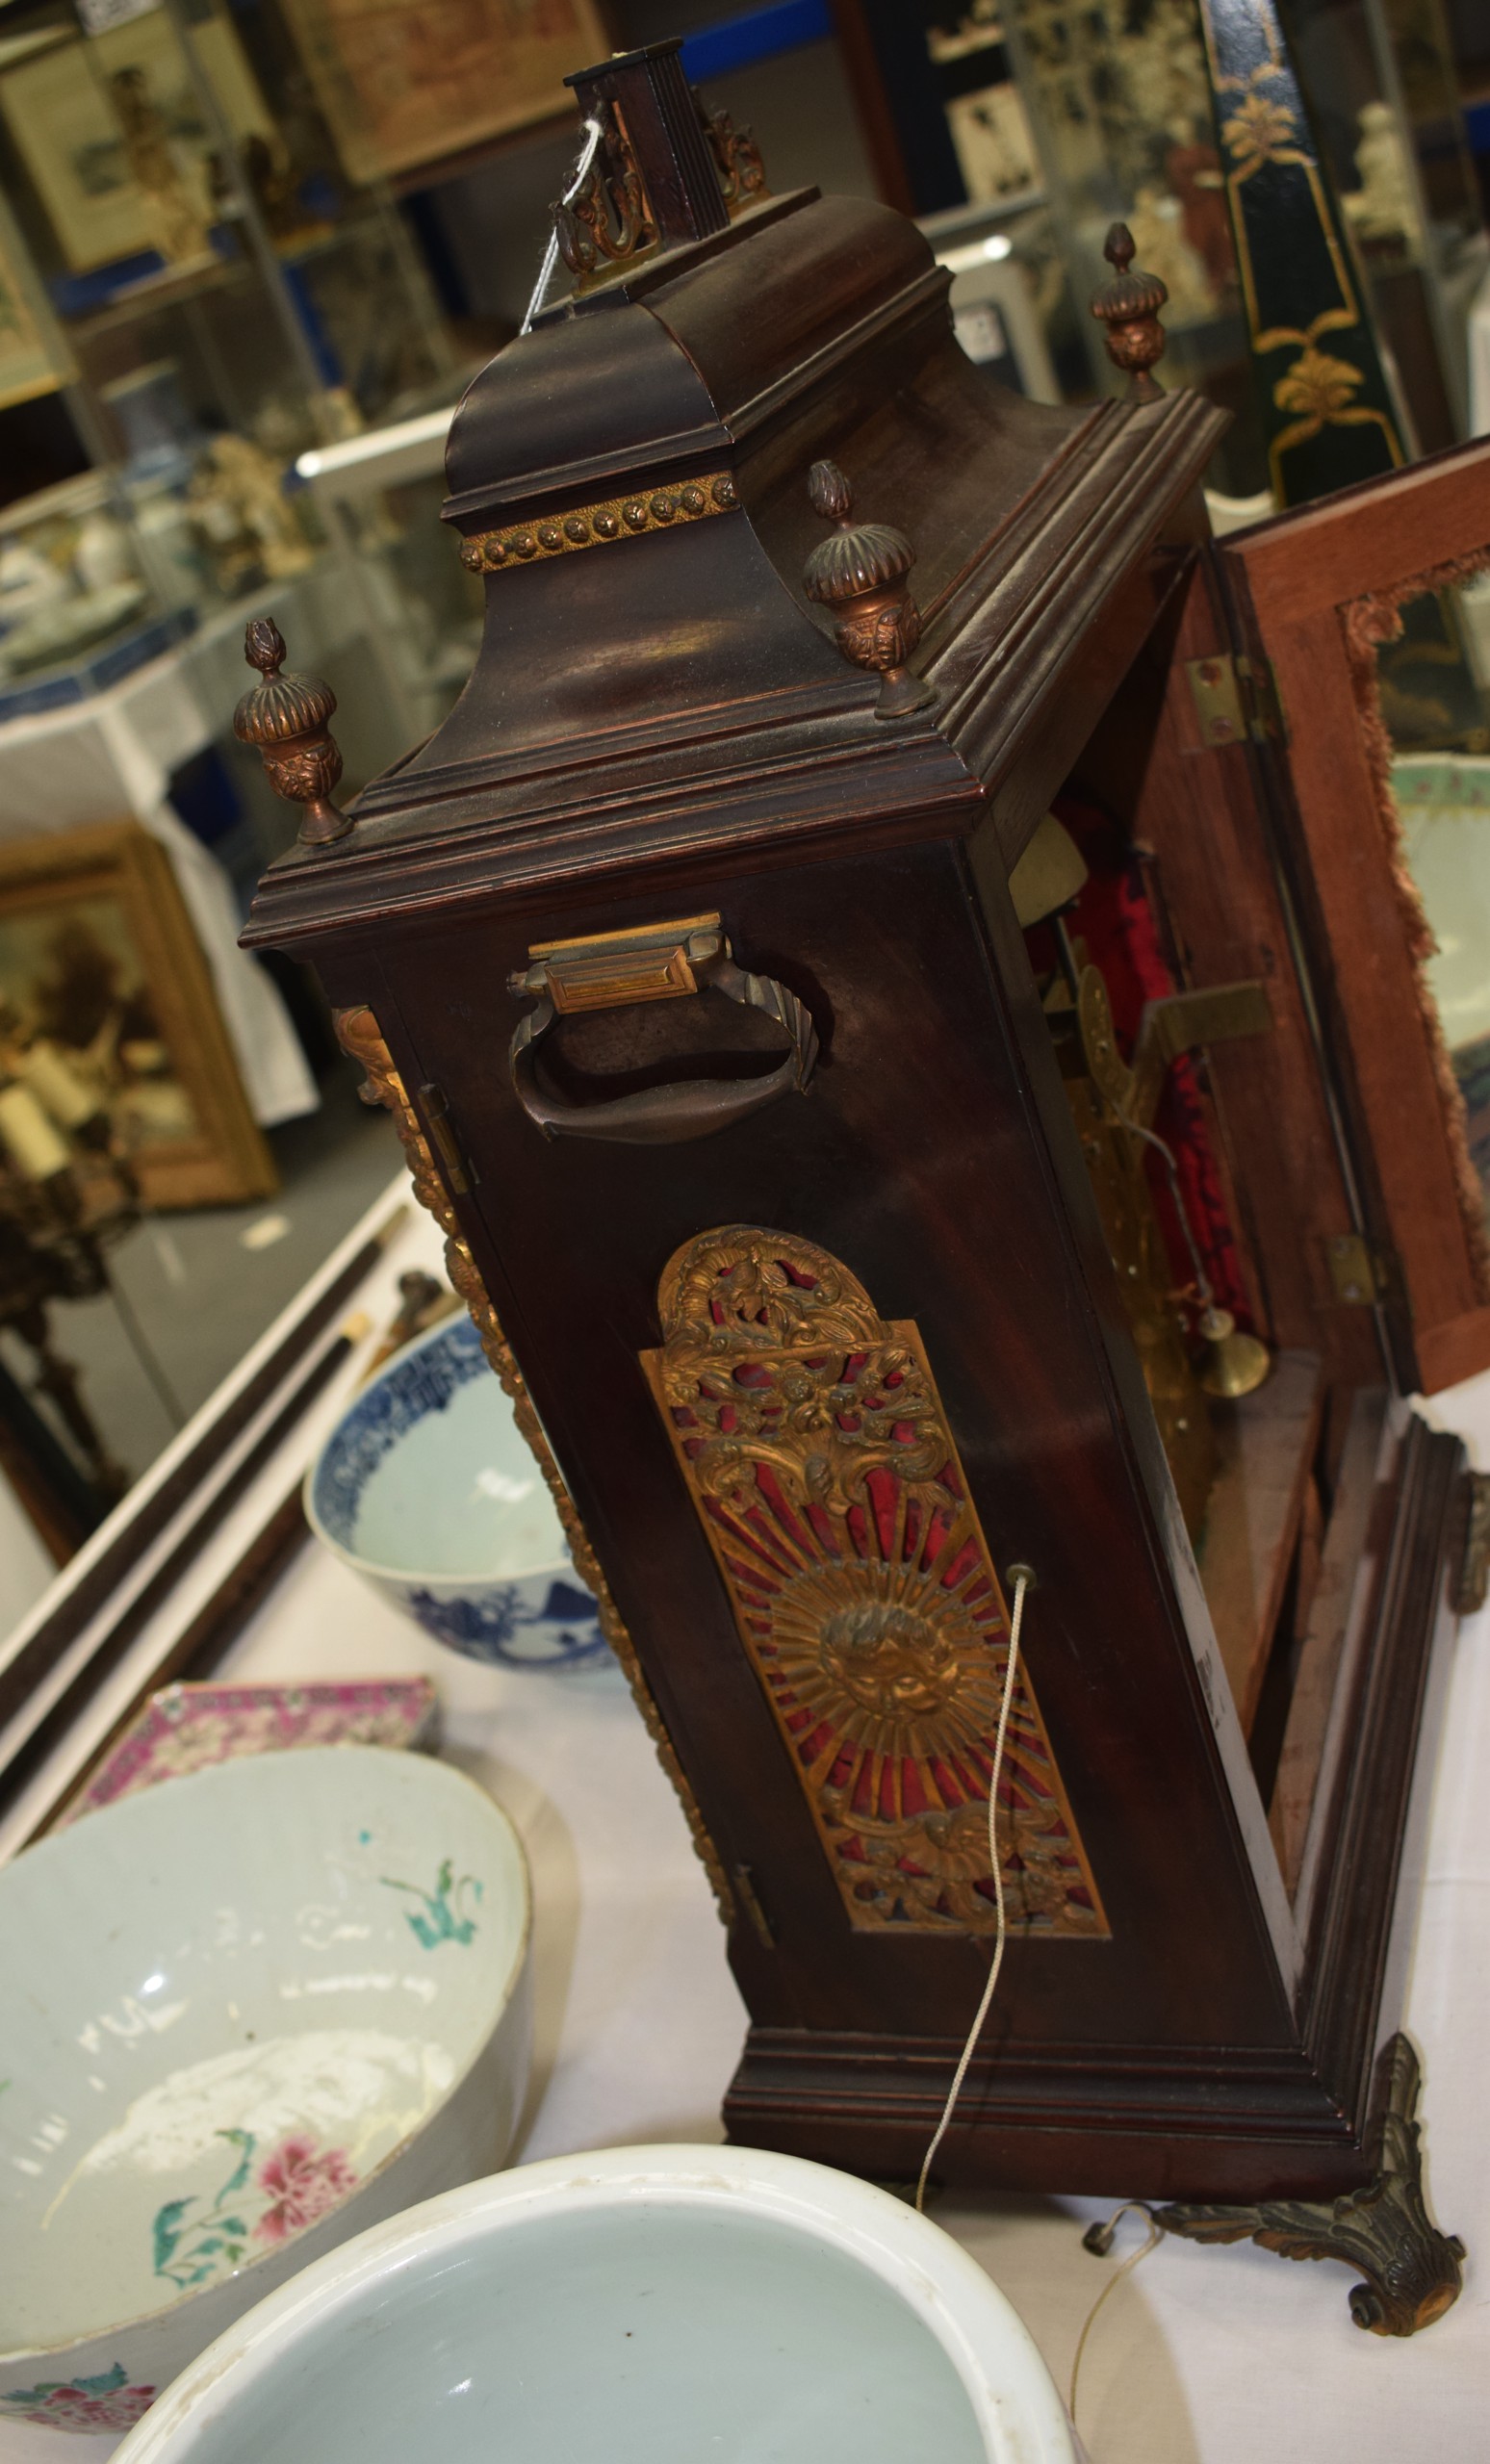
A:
305;1315;606;1671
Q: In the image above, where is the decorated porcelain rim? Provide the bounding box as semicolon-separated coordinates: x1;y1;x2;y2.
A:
302;1313;578;1594
303;1313;578;1596
0;1747;532;2372
113;2145;1075;2464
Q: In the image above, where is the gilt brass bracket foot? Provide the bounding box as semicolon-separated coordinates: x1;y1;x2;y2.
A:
1151;2037;1463;2337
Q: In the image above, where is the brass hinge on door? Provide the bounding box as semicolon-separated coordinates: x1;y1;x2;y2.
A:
418;1082;475;1195
1324;1232;1400;1306
1185;653;1286;748
732;1864;776;1949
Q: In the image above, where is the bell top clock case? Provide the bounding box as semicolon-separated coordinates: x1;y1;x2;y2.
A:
242;45;1479;2210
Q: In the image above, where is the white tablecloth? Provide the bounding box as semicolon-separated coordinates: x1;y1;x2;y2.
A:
3;1198;1487;2462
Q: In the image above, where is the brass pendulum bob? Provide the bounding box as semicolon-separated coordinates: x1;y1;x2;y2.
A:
1196;1302;1272;1399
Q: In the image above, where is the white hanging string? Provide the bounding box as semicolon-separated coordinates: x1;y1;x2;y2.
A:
1068;2200;1164;2430
522;115;605;334
914;1566;1032;2215
905;1561;1167;2441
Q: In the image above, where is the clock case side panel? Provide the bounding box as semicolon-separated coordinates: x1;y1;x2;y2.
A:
308;829;1411;2168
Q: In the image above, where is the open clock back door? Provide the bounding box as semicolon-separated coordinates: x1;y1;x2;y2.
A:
1220;435;1490;1397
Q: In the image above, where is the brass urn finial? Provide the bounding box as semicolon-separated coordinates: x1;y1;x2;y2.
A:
233;617;351;847
803;459;932;719
1091;222;1169;400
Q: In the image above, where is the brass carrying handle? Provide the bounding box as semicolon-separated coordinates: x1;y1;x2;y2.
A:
507;913;818;1145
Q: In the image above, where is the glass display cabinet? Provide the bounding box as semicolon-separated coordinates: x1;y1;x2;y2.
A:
292;409;484;746
0;0;456;703
995;0;1272;491
998;0;1484;483
238;43;1480;2333
1286;0;1488;453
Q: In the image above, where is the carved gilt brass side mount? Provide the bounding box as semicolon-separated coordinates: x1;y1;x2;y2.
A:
803;460;933;719
641;1225;1107;1937
234;619;351;849
1091;222;1169;400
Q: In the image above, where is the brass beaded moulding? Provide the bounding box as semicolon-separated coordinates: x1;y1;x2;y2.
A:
459;470;738;574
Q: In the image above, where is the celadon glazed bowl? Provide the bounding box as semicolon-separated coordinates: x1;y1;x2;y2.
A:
109;2145;1082;2464
0;1746;531;2436
305;1313;607;1670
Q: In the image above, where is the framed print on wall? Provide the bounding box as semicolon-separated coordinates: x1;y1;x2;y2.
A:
273;0;608;184
0;9;274;275
0;824;276;1210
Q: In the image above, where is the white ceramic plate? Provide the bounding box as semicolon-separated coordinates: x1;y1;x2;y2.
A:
0;1747;531;2435
109;2145;1082;2464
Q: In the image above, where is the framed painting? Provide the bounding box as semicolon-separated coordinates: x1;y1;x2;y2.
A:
274;0;608;184
0;10;273;274
0;824;276;1210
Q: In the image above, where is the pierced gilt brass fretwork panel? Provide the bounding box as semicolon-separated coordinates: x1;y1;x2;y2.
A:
641;1227;1108;1938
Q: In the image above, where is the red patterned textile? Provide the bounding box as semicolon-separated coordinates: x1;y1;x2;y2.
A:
1048;795;1252;1326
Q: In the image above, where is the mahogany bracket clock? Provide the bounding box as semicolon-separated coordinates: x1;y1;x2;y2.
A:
239;41;1487;2334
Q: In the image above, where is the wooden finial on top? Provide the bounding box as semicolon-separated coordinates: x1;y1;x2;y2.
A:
233;618;351;848
1091;222;1169;401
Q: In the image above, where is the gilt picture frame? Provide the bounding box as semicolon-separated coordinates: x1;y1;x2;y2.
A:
0;823;276;1210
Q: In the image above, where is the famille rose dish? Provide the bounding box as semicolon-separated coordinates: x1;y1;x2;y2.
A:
52;1681;440;1831
0;1747;531;2436
108;2146;1081;2464
305;1314;607;1671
